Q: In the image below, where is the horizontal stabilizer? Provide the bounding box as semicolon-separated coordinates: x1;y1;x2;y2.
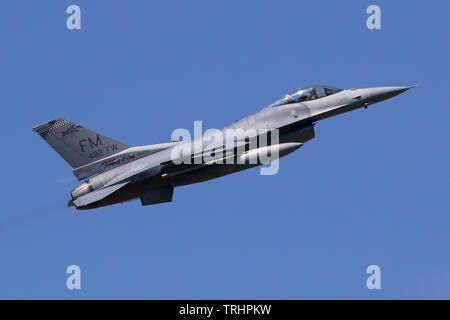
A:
72;142;178;180
73;181;130;207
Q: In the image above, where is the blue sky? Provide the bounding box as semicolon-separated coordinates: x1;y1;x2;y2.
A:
0;0;449;299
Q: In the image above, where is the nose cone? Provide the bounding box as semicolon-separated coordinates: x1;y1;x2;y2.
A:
364;85;418;104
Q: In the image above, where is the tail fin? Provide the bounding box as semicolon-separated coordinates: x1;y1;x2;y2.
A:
33;118;129;169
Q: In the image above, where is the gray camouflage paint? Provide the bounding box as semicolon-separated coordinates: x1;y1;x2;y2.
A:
33;85;417;210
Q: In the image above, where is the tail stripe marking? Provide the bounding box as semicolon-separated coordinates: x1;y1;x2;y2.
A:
33;119;70;135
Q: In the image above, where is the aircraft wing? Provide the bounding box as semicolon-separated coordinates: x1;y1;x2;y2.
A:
160;140;248;170
72;181;130;207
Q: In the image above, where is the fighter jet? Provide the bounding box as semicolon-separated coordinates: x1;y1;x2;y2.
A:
33;85;416;210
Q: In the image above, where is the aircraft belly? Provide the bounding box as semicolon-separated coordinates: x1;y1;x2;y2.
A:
169;163;256;187
279;123;315;144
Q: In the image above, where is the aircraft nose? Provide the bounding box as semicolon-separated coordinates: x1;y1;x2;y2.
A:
364;85;418;104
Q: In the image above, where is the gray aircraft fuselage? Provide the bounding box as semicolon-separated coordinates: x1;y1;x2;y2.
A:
33;85;416;210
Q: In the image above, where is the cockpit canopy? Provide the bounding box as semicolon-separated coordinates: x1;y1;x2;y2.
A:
267;85;342;108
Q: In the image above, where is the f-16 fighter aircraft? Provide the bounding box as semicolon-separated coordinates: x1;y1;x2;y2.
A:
33;85;416;209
